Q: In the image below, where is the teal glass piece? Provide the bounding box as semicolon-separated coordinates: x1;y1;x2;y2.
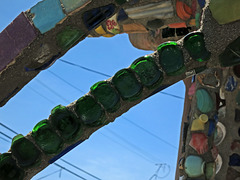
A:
183;32;211;62
130;56;163;89
31;119;63;154
11;134;41;168
90;81;120;113
196;89;214;113
0;153;24;180
50;105;82;141
30;0;66;34
184;155;205;178
115;0;127;5
61;0;91;13
112;69;142;101
57;26;84;50
75;95;106;126
157;42;185;76
219;36;240;67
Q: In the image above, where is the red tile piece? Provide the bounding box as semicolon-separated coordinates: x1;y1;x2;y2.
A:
189;133;208;154
231;140;240;151
0;12;37;71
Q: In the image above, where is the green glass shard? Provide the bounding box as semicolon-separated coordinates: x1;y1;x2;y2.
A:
130;56;163;89
32;119;63;154
50;105;82;141
11;135;41;168
57;26;84;50
0;153;24;180
112;69;142;101
183;32;211;62
158;42;185;76
75;95;106;126
196;89;214;113
219;36;240;67
90;81;120;113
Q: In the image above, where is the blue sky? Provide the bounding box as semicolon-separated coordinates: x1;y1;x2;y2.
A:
0;1;185;179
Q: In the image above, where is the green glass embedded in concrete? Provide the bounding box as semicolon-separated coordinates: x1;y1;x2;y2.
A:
209;0;240;25
196;89;214;113
11;134;41;168
112;69;142;101
219;36;240;67
50;105;82;141
115;0;127;5
31;119;63;154
157;42;185;76
57;26;84;50
61;0;91;13
183;32;211;62
90;81;120;113
184;155;205;178
130;56;163;89
75;95;106;126
0;153;24;180
205;162;216;180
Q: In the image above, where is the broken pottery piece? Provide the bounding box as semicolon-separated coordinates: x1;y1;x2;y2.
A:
184;155;205;178
214;122;226;146
196;89;214;113
231;140;240;151
215;154;223;174
229;154;240;166
191;114;208;131
189;133;208;154
205;162;216;180
225;76;237;92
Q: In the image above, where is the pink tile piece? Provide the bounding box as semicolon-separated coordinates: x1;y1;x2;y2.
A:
189;133;208;154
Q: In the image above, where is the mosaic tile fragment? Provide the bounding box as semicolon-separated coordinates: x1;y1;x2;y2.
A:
225;76;237;92
229;153;240;166
30;0;66;33
196;89;214;113
184;155;205;178
189;133;208;154
61;0;91;13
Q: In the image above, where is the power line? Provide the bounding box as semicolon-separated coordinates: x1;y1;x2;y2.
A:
48;70;85;95
100;132;155;164
105;128;162;163
0;123;100;180
60;159;102;180
27;86;56;105
36;169;61;180
58;58;184;100
59;59;111;78
54;163;87;180
35;79;70;104
121;116;178;150
0;136;10;143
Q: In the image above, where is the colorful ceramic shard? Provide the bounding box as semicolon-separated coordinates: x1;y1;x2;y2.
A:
90;81;120;113
50;105;82;141
105;14;121;34
61;0;91;13
0;153;24;180
189;133;208;154
31;119;63;154
219;36;240;67
30;0;66;34
205;162;216;180
112;69;142;101
209;0;240;24
130;56;163;89
75;95;106;126
214;122;226;146
183;32;211;62
229;153;240;166
225;76;237;92
215;154;222;174
191;114;208;131
196;89;214;113
179;157;185;170
57;26;84;50
158;42;185;76
231;140;240;151
83;4;115;30
208;119;216;136
11;134;41;168
184;155;205;178
0;12;37;72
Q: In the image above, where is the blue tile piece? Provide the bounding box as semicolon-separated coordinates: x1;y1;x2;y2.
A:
225;76;237;92
61;0;91;13
229;154;240;166
30;0;66;34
